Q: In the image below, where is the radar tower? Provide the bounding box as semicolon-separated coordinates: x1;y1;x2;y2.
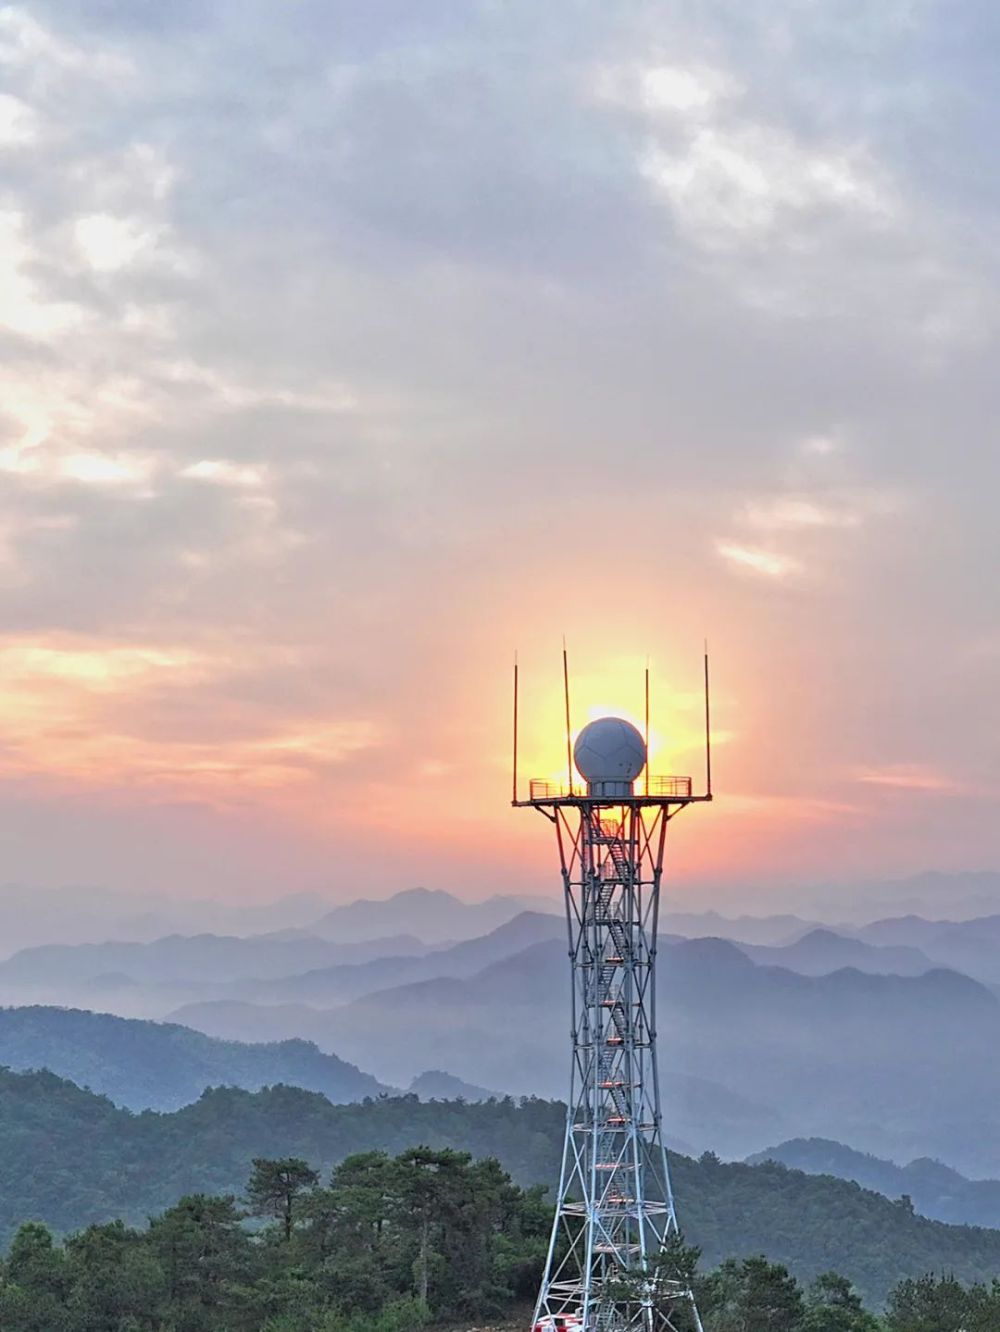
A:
513;653;713;1332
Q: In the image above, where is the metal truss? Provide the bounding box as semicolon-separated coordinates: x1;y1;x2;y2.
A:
529;798;704;1332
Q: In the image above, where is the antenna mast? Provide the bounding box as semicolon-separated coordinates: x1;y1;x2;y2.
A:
644;658;650;798
513;651;711;1332
704;642;712;799
512;652;519;805
563;639;573;795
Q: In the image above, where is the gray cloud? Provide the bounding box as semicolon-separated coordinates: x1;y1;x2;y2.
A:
0;1;996;896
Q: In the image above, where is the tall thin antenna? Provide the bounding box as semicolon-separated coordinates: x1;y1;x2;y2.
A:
562;638;573;795
512;651;519;805
704;640;712;799
517;656;711;1331
644;657;650;797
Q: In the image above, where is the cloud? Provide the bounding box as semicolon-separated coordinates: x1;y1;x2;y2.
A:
180;460;266;488
0;211;84;338
74;213;162;273
0;1;991;893
743;497;863;531
596;61;738;117
641;126;892;249
0;634;382;797
854;765;962;794
715;543;798;579
0;90;36;144
598;52;894;257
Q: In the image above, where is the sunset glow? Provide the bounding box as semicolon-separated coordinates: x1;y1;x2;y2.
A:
0;2;992;910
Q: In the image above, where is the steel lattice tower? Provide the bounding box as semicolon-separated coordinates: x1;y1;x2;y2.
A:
513;658;712;1332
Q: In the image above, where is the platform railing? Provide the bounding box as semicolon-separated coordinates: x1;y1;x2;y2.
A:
646;775;693;798
527;775;693;801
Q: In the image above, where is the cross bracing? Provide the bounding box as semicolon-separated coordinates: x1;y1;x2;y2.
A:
526;800;705;1332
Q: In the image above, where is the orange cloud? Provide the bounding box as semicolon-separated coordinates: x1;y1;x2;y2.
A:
853;764;961;793
716;542;798;578
0;636;380;800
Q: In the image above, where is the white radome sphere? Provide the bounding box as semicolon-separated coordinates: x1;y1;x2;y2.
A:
574;717;647;784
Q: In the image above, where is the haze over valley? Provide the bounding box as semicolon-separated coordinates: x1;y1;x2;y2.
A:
6;881;1000;1180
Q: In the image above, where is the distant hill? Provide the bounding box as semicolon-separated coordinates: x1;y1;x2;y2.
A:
852;913;1000;983
0;1006;388;1110
173;936;1000;1174
662;910;818;945
0;931;431;996
747;1137;1000;1229
0;1067;998;1304
829;870;1000;921
0;885;341;957
170;975;785;1162
675;1152;1000;1306
408;1069;499;1101
223;910;566;1005
308;887;559;944
735;927;935;977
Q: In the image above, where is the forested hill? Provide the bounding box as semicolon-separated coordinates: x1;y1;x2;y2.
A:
0;1068;564;1243
0;1006;387;1109
3;1067;1000;1304
748;1137;1000;1228
674;1154;1000;1306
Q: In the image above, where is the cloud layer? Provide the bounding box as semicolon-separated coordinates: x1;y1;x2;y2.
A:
0;0;996;902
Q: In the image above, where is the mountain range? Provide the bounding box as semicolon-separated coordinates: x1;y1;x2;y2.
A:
307;886;558;943
6;886;1000;1173
0;930;435;987
850;912;1000;982
209;910;566;1006
172;934;1000;1173
733;927;936;977
0;885;342;954
0;1006;390;1110
748;1137;1000;1230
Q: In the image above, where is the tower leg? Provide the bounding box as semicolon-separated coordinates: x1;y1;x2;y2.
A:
531;805;703;1332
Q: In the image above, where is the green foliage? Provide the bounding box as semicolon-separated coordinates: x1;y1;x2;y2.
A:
0;1152;539;1332
0;1066;564;1249
5;1066;1000;1309
246;1158;319;1242
802;1272;881;1332
884;1272;1000;1331
670;1152;1000;1306
0;1221;70;1332
698;1255;805;1331
4;1149;1000;1331
749;1137;1000;1231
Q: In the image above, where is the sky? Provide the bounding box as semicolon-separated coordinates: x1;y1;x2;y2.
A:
0;0;998;909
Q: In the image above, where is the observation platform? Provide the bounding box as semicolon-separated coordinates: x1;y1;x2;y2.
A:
513;775;711;808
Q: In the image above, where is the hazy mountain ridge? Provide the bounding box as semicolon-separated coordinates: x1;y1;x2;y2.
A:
662;911;820;945
167;984;783;1160
734;928;936;977
0;887;342;956
408;1069;499;1101
309;887;559;944
748;1136;1000;1229
171;936;1000;1172
0;931;434;988
0;1006;389;1110
851;912;1000;982
218;910;566;1005
8;889;1000;1171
